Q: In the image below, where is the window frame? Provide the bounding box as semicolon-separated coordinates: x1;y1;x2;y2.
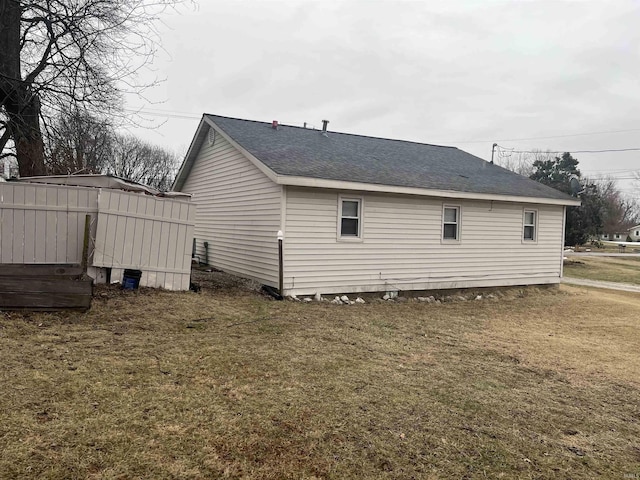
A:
337;195;363;241
523;208;538;243
441;204;461;243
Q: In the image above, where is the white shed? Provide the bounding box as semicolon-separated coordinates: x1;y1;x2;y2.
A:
173;114;580;297
0;175;195;291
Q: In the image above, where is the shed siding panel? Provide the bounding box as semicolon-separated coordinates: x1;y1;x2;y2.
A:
0;183;193;291
180;131;281;286
0;183;98;265
284;188;564;295
93;190;194;290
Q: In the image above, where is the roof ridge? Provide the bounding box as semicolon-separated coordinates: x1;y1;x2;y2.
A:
203;113;458;150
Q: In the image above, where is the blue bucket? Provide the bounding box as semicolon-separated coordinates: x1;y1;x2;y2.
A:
122;269;142;290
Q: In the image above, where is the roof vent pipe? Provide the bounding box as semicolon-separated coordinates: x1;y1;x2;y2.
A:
272;120;278;130
322;120;329;132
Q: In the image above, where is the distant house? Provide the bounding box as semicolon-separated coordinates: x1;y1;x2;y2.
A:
173;114;580;296
601;232;628;241
601;225;640;242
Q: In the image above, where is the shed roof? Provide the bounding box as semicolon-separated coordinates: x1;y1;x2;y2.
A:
174;114;579;206
15;174;191;198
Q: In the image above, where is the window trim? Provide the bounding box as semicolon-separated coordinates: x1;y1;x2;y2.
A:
337;195;363;241
441;204;461;243
523;208;538;243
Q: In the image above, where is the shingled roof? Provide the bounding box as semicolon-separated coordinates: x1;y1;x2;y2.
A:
174;114;579;205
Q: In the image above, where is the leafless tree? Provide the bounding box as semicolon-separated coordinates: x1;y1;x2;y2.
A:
45;106;112;175
593;176;640;237
494;148;557;177
43;108;178;190
0;0;183;177
104;134;179;191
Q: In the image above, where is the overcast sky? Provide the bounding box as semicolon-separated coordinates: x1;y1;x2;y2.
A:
126;0;640;195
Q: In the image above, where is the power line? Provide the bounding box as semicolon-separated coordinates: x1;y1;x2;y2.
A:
497;145;640;154
122;108;200;120
582;168;640;174
122;106;640;145
452;128;640;144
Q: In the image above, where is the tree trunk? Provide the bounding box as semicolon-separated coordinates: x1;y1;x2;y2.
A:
13;95;46;177
0;0;47;177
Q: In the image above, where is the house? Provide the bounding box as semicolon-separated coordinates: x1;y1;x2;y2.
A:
601;225;640;243
173;114;580;297
600;232;628;241
628;225;640;242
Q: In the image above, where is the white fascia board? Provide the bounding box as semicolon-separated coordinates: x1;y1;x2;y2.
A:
172;116;209;192
202;116;279;183
276;175;582;206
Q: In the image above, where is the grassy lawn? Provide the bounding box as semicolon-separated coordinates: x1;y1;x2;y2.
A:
564;256;640;285
1;283;640;479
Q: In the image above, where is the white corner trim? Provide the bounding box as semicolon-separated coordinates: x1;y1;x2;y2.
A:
280;184;287;234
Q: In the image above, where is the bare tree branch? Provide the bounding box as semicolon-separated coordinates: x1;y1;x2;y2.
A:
591;175;640;236
493;148;555;177
1;0;189;176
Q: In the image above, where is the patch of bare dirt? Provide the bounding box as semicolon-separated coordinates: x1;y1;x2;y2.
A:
190;265;264;293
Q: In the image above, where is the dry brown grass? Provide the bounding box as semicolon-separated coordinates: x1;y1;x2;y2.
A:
1;281;640;479
564;256;640;284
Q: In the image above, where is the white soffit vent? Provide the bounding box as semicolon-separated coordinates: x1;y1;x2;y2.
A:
207;127;216;146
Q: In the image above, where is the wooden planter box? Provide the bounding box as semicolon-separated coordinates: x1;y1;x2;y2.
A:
0;264;93;311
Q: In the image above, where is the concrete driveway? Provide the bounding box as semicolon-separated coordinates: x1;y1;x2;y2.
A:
564;252;640;257
562;277;640;293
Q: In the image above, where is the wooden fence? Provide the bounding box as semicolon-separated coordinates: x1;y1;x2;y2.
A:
0;182;194;291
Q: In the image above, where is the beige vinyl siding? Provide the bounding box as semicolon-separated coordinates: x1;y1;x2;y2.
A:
0;182;194;291
283;187;565;296
0;182;98;264
181;129;281;286
93;190;195;291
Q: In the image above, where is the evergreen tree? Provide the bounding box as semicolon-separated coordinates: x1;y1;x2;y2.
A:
530;153;603;246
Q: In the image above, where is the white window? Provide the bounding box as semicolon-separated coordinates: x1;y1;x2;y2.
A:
523;210;537;241
339;198;361;238
635;231;639;236
615;234;621;239
603;234;609;239
442;205;460;241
